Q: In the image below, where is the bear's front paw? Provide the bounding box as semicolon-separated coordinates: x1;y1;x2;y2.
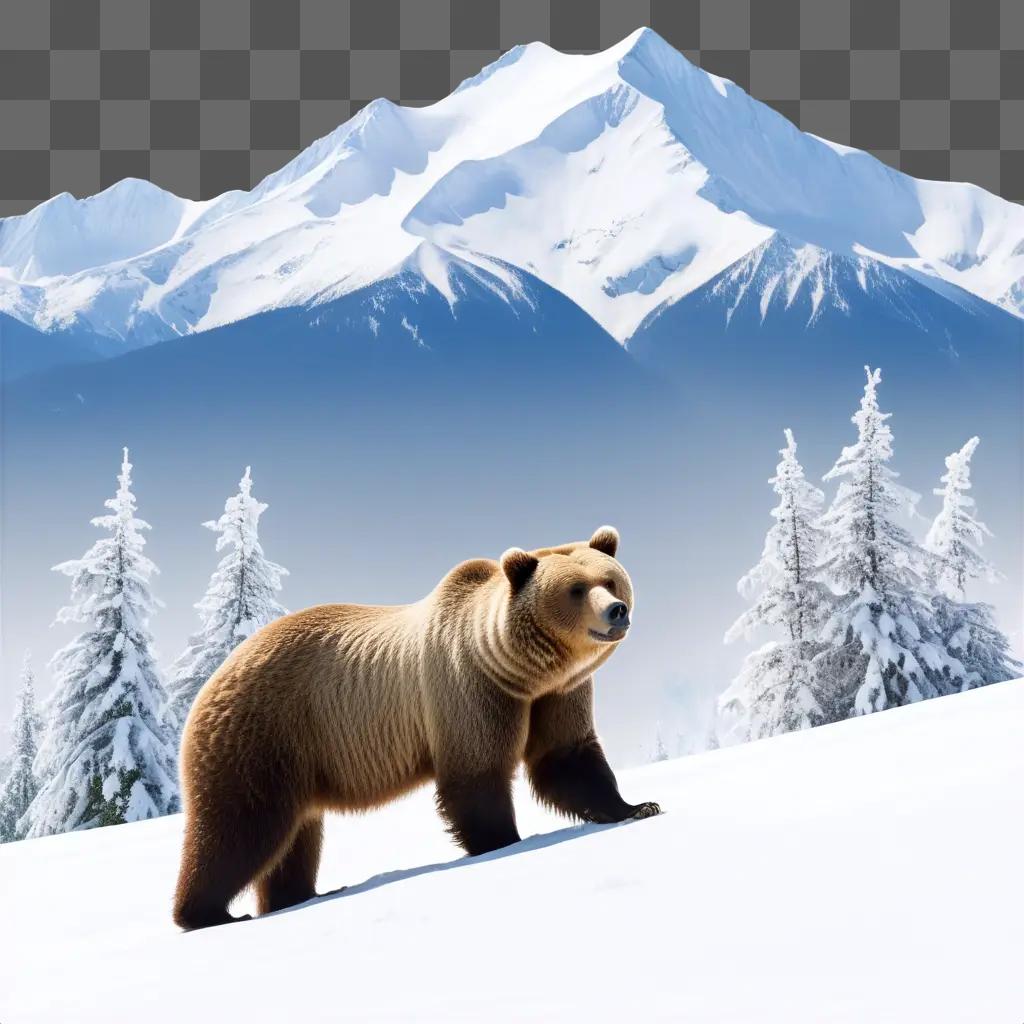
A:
628;801;662;820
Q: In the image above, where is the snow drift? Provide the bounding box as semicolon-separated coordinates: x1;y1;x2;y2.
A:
1;680;1020;1022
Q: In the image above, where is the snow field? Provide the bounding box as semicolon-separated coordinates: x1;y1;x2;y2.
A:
1;680;1020;1022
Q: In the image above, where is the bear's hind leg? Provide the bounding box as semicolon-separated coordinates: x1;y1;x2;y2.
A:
256;815;324;915
173;804;297;931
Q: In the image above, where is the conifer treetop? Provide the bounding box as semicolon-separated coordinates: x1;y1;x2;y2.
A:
819;365;925;595
11;652;41;760
926;436;998;598
51;446;160;629
726;427;827;643
205;465;267;556
823;367;900;497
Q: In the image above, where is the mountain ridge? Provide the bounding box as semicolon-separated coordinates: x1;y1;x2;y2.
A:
662;231;1014;331
2;26;1022;370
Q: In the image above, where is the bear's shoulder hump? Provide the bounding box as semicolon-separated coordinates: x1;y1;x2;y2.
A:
445;558;499;590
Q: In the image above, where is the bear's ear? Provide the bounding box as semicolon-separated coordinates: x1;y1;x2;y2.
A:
500;547;539;591
589;525;619;558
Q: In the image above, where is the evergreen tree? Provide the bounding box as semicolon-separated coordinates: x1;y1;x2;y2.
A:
814;367;963;717
925;438;1020;686
0;653;44;842
165;467;288;735
720;429;832;738
651;725;669;763
24;449;178;837
925;437;995;597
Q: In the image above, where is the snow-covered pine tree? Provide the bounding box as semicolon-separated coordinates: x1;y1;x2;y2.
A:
0;653;44;842
10;652;44;749
23;449;178;837
651;726;669;763
925;437;994;597
924;437;1021;686
165;467;288;735
720;429;832;739
814;367;963;718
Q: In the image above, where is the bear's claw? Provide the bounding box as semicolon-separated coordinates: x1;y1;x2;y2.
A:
628;801;662;820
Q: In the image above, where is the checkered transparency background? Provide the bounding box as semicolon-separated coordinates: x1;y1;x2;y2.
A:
1;0;1023;216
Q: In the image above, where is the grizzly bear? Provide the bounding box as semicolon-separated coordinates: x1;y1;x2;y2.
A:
173;526;660;930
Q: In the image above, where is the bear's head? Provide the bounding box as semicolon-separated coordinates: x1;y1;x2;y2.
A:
499;526;634;668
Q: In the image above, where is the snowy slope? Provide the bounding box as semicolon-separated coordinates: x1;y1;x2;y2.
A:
1;681;1020;1023
677;232;968;328
629;229;1024;346
2;28;1023;357
0;310;118;378
2;245;651;424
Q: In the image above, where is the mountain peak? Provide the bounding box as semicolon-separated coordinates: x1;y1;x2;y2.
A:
614;26;696;77
396;241;531;311
0;177;190;281
694;230;968;330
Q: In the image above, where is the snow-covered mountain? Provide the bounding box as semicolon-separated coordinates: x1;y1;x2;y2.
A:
628;229;1024;362
2;27;1023;368
4;245;650;421
675;233;972;329
2;681;1021;1022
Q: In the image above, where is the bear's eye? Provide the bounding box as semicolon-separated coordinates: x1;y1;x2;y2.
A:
605;580;616;595
569;584;587;600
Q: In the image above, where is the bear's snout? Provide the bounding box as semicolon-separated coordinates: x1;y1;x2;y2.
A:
588;593;630;642
605;601;629;629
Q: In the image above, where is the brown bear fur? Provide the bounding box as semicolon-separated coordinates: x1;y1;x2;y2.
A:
172;526;660;930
